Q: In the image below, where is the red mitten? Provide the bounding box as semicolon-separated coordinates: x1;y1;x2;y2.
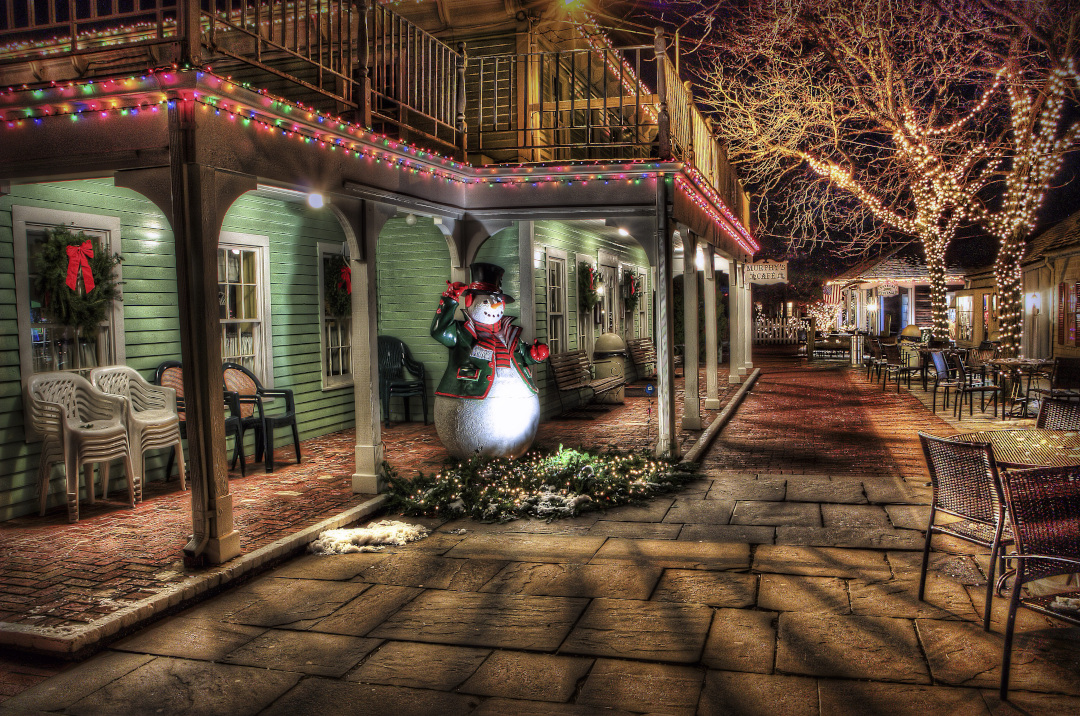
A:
443;281;468;300
529;340;550;362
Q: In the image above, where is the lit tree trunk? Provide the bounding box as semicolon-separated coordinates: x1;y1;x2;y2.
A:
994;229;1025;357
924;240;949;340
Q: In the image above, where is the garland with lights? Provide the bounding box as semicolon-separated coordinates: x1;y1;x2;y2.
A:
622;270;643;314
578;262;602;313
323;252;351;318
32;226;122;336
384;447;690;523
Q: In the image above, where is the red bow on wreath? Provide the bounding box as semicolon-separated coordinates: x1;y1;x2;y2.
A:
338;264;352;294
65;240;95;293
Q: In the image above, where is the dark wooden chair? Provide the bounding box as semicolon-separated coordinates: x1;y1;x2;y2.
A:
154;361;247;478
997;465;1080;700
918;432;1012;632
1035;397;1080;430
222;362;300;473
377;335;428;425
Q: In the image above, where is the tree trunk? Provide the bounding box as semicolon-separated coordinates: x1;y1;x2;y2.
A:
924;243;949;340
994;229;1025;358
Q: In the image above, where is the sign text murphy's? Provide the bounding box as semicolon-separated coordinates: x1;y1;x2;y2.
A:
747;260;788;285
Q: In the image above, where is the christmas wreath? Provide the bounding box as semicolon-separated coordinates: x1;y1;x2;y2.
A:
32;226;122;337
323;252;352;318
622;271;643;314
578;261;602;313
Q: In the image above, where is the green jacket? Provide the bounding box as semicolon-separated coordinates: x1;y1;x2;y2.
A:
430;295;542;399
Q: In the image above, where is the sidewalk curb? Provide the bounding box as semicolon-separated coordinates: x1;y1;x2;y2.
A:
0;493;389;658
684;368;761;464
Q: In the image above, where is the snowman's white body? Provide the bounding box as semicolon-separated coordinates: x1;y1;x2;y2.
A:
434;294;540;459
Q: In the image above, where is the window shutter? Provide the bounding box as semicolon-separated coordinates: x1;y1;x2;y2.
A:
1060;283;1068;345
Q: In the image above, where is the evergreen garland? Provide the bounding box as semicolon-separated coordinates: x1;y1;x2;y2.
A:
32;226;122;336
622;271;642;314
384;447;692;523
323;252;352;318
578;261;601;313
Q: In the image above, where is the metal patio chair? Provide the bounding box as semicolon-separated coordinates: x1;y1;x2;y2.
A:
92;365;185;491
918;432;1012;631
27;371;138;522
881;342;917;393
952;355;1000;421
929;351;962;414
1033;357;1080;403
997;465;1080;701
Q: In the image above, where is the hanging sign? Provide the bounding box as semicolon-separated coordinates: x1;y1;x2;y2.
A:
747;260;788;285
877;284;899;297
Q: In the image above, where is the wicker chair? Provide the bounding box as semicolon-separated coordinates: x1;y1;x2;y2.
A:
223;362;300;473
26;372;138;522
92;366;185;491
154;361;248;478
997;465;1080;701
918;432;1012;631
929;351;962;414
1035;397;1080;431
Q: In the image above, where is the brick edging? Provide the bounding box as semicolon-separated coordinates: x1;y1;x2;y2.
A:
0;494;389;657
683;368;761;464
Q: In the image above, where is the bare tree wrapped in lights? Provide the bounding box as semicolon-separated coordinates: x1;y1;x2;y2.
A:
659;0;1050;338
938;1;1080;356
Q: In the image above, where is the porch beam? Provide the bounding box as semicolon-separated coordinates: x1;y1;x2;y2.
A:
681;227;701;430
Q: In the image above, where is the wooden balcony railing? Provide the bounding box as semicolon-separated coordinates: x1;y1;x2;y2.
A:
0;6;746;224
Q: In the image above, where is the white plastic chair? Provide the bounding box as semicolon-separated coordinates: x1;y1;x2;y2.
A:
91;365;186;491
26;372;138;522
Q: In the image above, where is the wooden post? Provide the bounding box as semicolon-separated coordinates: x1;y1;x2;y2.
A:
654;28;671;161
728;261;742;384
681;229;701;430
359;0;372;129
457;42;468;162
655;176;677;458
703;244;720;409
179;0;201;67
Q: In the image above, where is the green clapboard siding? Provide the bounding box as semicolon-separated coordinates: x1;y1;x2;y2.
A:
375;217;454;423
0;181;355;521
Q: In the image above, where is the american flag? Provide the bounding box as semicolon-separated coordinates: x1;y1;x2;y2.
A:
824;284;842;304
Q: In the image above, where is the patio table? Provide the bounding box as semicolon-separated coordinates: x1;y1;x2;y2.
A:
952;428;1080;468
987;358;1054;419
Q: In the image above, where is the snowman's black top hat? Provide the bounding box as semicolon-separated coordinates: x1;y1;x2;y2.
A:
464;262;515;303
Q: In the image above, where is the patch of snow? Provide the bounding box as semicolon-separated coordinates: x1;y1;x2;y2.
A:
309;520;429;555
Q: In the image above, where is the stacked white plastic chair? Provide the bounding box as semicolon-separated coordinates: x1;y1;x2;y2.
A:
26;372;138;522
91;365;186;492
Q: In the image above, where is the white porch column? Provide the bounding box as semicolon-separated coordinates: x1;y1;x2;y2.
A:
703;245;720;409
681;229;701;429
518;221;536;340
655;180;678;458
743;269;753;372
349;200;392;494
728;262;743;384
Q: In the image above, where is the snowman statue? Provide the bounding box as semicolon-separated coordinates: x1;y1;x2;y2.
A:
431;262;549;458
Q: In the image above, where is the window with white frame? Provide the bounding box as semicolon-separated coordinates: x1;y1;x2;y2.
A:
317;242;353;388
13;206;125;381
544;247;568;355
218;232;273;381
636;267;649;337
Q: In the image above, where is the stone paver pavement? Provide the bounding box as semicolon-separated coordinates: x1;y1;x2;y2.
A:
3;349;1078;715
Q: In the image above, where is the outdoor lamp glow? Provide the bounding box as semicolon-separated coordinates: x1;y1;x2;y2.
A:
695;248;706;270
867;300;878;312
306;192;324;209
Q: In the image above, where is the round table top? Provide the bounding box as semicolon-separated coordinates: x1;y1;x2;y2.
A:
952;429;1080;468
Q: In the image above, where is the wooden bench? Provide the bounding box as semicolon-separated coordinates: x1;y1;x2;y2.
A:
626;338;682;378
549;349;625;417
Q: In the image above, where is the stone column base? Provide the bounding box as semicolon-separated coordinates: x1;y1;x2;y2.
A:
353;442;385;494
704;398;722;409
